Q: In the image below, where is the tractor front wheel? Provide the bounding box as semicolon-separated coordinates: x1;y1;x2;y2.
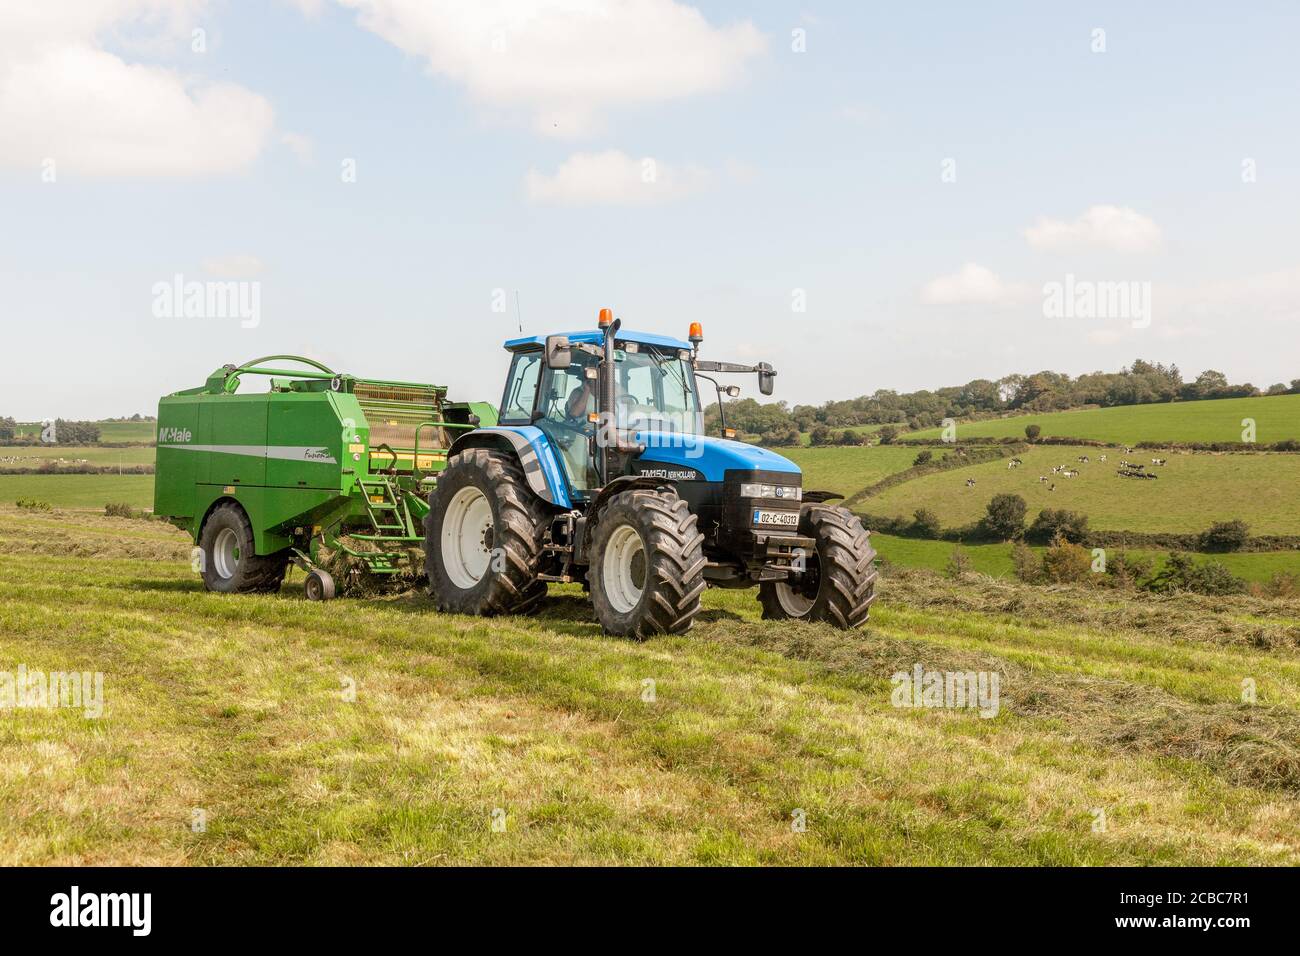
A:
425;448;549;616
588;488;706;638
758;505;877;628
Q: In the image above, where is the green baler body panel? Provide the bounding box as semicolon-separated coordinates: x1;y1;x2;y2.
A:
153;370;474;557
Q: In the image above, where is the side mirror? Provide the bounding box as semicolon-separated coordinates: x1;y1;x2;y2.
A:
544;335;571;370
757;363;775;396
724;385;741;398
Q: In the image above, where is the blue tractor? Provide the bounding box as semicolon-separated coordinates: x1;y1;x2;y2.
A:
424;310;877;636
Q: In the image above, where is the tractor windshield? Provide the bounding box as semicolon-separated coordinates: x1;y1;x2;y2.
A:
615;346;703;437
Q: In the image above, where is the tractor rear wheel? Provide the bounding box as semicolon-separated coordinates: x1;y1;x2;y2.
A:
758;505;877;628
588;487;706;638
198;502;290;594
425;448;549;616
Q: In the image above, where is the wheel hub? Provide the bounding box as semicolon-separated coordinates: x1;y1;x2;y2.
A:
441;486;495;589
602;524;647;614
213;527;240;580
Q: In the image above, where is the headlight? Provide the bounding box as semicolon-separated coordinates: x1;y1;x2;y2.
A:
739;483;801;501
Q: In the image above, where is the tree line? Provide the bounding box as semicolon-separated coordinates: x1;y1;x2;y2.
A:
0;417;102;444
704;359;1299;444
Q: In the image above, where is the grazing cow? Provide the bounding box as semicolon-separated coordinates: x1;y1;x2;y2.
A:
1078;455;1089;463
1099;455;1107;462
965;478;977;488
1048;483;1056;492
1039;476;1049;483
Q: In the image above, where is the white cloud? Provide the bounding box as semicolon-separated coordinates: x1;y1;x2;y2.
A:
280;131;314;163
1024;205;1163;253
920;263;1032;306
202;254;265;277
1164;265;1300;324
0;2;274;177
525;150;710;205
335;0;766;137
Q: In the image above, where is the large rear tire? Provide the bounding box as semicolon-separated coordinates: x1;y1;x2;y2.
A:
424;448;549;616
588;487;705;638
198;502;289;594
758;505;877;628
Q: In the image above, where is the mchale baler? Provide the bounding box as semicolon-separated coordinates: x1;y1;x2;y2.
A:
153;355;495;598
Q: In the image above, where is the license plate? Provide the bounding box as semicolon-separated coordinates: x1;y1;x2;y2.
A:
753;510;799;527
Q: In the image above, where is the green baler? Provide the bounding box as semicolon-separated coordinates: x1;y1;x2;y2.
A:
153;355;496;598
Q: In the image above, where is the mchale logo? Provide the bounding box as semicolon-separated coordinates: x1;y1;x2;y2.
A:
159;426;192;444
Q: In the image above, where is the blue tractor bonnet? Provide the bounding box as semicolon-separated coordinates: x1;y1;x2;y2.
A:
633;433;799;482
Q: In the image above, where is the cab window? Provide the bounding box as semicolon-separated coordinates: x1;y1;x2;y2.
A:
536;353;601;493
499;351;541;423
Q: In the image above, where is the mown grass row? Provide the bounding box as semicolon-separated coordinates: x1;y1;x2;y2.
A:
0;509;1295;865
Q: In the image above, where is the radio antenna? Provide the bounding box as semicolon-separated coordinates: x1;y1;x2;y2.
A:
514;290;523;335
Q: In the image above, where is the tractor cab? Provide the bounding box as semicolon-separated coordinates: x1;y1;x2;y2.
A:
499;326;711;500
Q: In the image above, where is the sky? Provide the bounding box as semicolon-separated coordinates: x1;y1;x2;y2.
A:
1;0;1298;420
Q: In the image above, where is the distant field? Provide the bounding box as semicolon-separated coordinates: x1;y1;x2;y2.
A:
870;532;1300;583
0;445;156;467
780;445;919;498
873;533;1015;576
0;474;154;510
907;394;1300;445
867;446;1300;535
14;420;156;443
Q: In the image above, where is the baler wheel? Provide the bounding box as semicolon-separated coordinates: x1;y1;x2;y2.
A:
304;569;336;601
758;505;877;628
198;502;290;595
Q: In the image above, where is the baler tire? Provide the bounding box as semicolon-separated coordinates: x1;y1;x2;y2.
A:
424;448;550;616
758;505;877;629
304;569;336;601
199;502;290;595
588;487;705;638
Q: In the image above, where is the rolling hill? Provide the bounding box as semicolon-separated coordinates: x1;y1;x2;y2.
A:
907;394;1300;445
865;445;1300;535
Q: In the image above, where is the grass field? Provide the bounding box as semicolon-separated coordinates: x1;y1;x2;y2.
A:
14;420;156;443
871;532;1300;584
908;394;1300;445
779;445;919;498
866;446;1300;535
0;505;1296;865
0;474;154;510
0;445;156;467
